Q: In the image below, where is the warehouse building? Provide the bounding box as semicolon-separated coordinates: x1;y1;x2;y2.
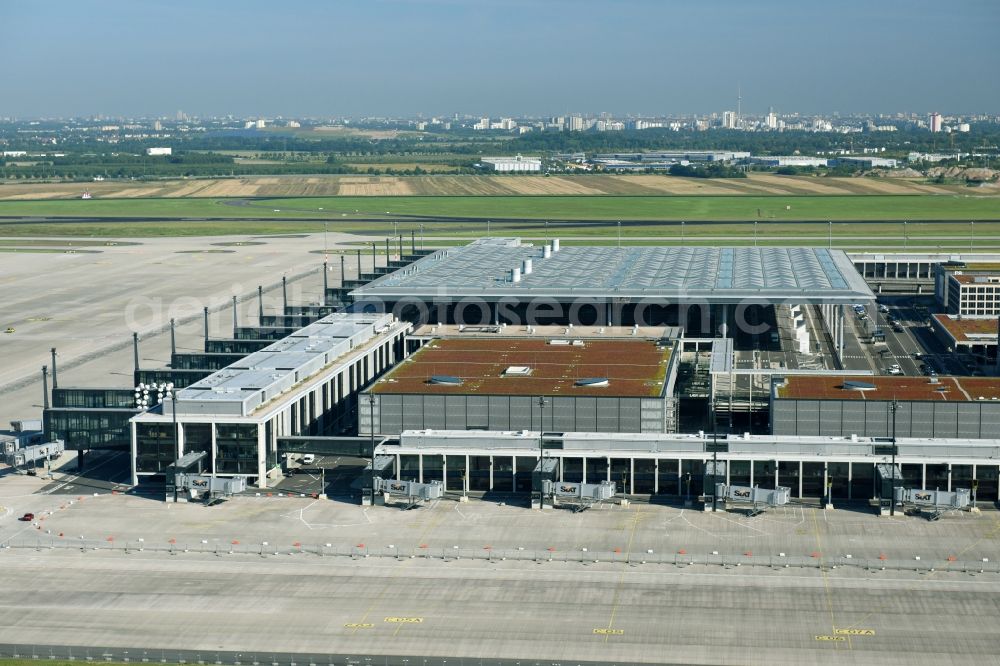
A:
359;334;680;436
833;156;899;169
770;375;1000;439
130;312;410;486
373;429;1000;502
748;156;830;168
480;155;542;172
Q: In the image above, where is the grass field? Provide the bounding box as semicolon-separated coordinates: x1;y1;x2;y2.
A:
0;193;997;223
2;216;999;252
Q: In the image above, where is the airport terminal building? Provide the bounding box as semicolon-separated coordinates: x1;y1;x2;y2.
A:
373;429;1000;503
350;238;874;364
129;313;410;486
359;334;680;436
23;238;1000;506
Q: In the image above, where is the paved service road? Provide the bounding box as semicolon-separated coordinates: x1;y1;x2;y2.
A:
1;549;998;666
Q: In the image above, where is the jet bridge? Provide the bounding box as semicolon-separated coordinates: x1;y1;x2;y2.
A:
6;440;64;472
714;483;790;516
373;477;443;509
543;479;617;512
895;487;972;520
175;473;247;503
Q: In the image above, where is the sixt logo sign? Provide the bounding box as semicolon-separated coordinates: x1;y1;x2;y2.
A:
390;483;406;492
915;492;931;501
733;489;751;498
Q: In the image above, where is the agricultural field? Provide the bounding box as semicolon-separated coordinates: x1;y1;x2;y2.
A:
0;172;987;201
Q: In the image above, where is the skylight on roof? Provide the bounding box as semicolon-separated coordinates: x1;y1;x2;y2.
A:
842;380;876;391
428;375;463;386
575;378;609;388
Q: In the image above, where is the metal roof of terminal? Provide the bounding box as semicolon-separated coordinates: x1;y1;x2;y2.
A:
172;312;395;417
350;239;875;304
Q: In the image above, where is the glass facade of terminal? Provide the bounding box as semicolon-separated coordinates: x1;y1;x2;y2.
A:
388;453;1000;502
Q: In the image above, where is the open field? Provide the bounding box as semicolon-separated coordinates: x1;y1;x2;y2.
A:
0;193;998;227
0;173;988;201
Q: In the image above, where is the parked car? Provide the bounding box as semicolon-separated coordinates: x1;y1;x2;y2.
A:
301;454;315;465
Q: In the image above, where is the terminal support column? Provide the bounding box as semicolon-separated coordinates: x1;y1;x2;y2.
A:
129;420;139;487
837;304;845;363
256;424;267;489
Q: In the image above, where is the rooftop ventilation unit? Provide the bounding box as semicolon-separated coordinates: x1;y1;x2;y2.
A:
575;378;609;388
522;258;533;275
428;375;463;386
503;366;533;377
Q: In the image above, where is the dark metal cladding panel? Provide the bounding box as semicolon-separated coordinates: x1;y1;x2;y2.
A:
445;395;467;430
955;403;981;438
379;394;403;434
794;401;821;437
909;402;935;437
551;397;577;432
423;395;446;430
864;402;890;438
840;402;867;437
488;396;510;431
401;395;424;431
618;398;641;433
770;401;799;436
932;403;959;438
819;401;844;437
980;405;1000;438
574;397;598;432
510;396;533;430
595;398;621;433
467;396;489;429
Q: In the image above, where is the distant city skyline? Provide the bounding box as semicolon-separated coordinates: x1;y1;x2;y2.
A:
2;0;998;118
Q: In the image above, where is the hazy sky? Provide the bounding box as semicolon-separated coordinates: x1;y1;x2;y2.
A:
3;0;998;118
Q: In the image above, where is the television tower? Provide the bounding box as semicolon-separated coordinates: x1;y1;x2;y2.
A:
737;85;742;123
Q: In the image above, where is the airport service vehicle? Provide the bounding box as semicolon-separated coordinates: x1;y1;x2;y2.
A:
302;454;315;465
19;513;34;522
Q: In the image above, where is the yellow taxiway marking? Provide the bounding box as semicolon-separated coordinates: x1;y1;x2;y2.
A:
384;617;423;623
601;505;642;642
812;509;851;651
815;635;847;642
836;628;875;636
343;623;373;629
594;628;624;636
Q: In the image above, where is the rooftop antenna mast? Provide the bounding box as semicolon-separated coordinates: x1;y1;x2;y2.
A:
737;84;742;125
